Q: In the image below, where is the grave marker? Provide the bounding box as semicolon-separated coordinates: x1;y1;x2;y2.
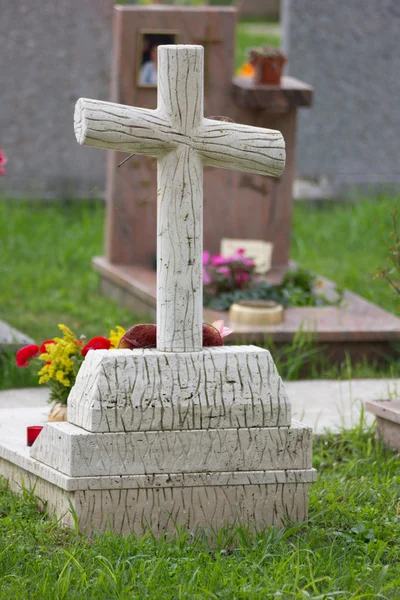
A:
96;4;313;305
0;45;315;535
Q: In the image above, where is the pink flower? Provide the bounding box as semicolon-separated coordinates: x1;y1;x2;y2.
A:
235;271;250;284
0;150;8;176
202;267;212;285
211;254;229;266
202;251;211;265
211;320;233;339
216;266;230;277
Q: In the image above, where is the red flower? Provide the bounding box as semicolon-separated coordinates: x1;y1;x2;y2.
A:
16;344;40;368
202;323;223;346
82;336;111;357
39;339;55;353
118;324;157;349
0;150;8;176
118;323;224;349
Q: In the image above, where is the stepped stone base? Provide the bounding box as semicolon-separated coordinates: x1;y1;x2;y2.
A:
1;450;316;534
0;346;316;535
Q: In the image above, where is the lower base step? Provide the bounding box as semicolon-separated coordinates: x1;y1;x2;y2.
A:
0;453;316;535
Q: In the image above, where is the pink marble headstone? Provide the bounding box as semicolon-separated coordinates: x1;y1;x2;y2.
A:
104;5;298;271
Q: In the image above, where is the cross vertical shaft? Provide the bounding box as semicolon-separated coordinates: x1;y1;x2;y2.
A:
156;46;204;352
74;44;286;355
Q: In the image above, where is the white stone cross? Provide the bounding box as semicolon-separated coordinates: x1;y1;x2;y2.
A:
74;45;285;353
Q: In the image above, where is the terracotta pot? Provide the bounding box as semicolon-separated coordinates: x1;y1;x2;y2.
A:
251;55;287;85
48;402;68;422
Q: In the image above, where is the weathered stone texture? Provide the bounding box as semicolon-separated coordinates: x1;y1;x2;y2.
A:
1;0;113;197
1;345;315;535
2;455;315;534
282;0;400;191
31;421;311;477
67;347;291;433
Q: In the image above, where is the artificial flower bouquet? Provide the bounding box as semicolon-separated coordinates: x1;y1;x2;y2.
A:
16;321;232;406
16;324;126;405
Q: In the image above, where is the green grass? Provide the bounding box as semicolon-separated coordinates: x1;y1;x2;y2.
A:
291;198;399;316
0;200;137;343
1;427;399;598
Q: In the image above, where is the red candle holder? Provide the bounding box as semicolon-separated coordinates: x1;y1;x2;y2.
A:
27;426;43;447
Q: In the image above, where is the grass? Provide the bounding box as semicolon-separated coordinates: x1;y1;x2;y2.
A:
1;196;399;390
0;427;399;598
0;200;136;342
292;198;399;316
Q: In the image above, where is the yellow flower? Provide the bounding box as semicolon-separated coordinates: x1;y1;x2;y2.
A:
109;326;126;349
57;324;77;343
236;62;255;78
37;324;83;391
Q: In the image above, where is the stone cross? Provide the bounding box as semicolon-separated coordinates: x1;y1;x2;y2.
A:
74;45;285;353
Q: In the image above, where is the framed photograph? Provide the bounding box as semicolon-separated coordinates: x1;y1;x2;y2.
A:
137;30;179;88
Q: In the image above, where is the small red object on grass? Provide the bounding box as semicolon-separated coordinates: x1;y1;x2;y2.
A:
27;426;43;447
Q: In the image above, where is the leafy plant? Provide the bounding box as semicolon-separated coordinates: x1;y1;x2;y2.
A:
202;248;257;297
204;260;343;312
248;44;285;60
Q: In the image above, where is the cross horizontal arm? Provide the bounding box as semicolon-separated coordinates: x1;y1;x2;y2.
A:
74;98;176;157
194;119;285;178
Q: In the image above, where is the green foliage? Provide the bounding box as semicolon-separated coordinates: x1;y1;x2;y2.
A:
0;429;399;598
0;348;38;390
376;207;400;299
0;199;141;342
204;266;342;311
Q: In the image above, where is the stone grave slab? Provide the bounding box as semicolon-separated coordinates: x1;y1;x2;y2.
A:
92;260;400;363
0;45;315;536
366;400;400;452
0;320;34;349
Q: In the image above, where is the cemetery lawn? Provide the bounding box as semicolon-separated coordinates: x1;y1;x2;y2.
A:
0;196;399;389
1;427;399;598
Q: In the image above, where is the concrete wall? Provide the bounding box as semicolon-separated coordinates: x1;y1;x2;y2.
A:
282;0;400;194
0;0;114;199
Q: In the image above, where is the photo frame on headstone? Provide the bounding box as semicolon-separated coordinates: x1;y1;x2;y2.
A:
137;29;179;88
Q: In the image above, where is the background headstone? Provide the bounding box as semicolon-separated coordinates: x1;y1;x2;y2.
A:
238;0;280;19
0;321;34;349
0;0;114;198
282;0;400;195
104;6;310;271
